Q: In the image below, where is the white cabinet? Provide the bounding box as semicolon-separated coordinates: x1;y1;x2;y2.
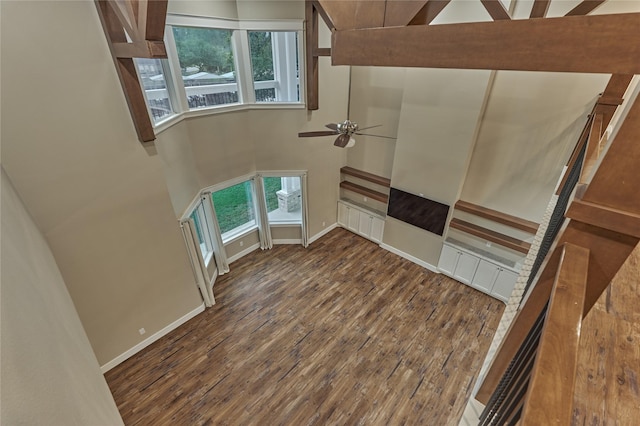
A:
438;242;520;303
473;260;501;294
337;200;385;244
492;269;519;302
347;205;360;232
370;217;384;243
455;252;480;285
358;210;372;236
438;244;459;276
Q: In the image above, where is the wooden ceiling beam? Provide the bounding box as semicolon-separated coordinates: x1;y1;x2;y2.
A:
530;0;551;18
566;0;606;16
409;0;451;25
383;0;431;26
481;0;511;20
331;12;640;74
317;0;385;30
96;0;168;143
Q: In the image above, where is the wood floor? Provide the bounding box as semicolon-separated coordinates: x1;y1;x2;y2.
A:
105;228;504;425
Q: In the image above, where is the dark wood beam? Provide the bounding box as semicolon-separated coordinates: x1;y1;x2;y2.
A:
331;13;640;74
116;57;156;143
529;0;551;18
566;0;606;16
383;0;430;26
481;0;511;20
95;0;163;143
317;0;385;30
306;0;320;110
142;0;168;41
111;40;166;58
408;0;451;25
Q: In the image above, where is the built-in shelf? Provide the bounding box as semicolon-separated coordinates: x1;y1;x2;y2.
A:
454;200;539;234
340;166;391;187
339;181;389;203
449;218;531;254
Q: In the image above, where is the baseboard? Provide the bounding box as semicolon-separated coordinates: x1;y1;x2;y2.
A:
228;242;260;263
308;223;338;245
273;239;302;244
379;243;440;273
100;302;205;373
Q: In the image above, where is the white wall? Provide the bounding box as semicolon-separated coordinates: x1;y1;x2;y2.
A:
1;167;124;425
1;0;203;366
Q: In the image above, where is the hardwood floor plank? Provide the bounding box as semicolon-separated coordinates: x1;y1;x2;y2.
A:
106;228;504;425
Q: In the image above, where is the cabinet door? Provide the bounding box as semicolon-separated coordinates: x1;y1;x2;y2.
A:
370;217;384;243
358;211;372;236
492;269;519;302
347;206;360;232
337;202;348;227
438;244;460;276
454;252;480;285
472;260;500;294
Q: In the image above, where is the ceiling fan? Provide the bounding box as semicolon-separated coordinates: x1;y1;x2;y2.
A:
298;121;395;148
298;69;396;148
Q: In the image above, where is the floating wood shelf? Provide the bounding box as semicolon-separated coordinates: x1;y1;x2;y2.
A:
339;181;389;203
455;200;539;234
449;218;531;254
341;166;391;187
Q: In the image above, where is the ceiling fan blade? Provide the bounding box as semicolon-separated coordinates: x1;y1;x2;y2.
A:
356;124;382;132
334;134;351;148
325;123;339;131
354;132;397;140
298;130;339;137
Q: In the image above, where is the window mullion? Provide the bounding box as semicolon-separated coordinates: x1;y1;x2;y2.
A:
234;30;255;104
164;25;190;113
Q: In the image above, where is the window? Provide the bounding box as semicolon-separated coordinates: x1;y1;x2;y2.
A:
135;16;304;127
135;58;175;124
248;31;300;103
262;176;302;224
172;26;238;109
211;180;257;242
189;201;214;262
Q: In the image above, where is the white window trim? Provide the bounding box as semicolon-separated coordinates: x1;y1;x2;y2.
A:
142;14;304;133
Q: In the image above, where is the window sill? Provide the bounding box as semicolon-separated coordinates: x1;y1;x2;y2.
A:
222;223;258;245
154;102;305;137
269;222;302;227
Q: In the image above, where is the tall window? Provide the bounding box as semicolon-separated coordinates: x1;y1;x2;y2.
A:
135;58;175;123
135;16;304;125
172;26;238;108
211;180;257;241
262;176;302;224
189;201;214;262
248;31;300;103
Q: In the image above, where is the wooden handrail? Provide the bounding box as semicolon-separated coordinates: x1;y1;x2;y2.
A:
449;218;531;254
454;200;539;234
520;243;589;425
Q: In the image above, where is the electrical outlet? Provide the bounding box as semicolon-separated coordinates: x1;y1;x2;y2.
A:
138;328;146;335
322;221;326;227
363;196;368;202
239;240;244;247
486;241;492;248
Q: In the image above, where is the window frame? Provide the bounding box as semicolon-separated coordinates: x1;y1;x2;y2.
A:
258;171;306;226
141;14;304;133
204;174;260;245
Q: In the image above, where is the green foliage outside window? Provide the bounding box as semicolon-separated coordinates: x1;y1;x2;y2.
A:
248;31;275;81
263;177;282;212
172;27;234;75
212;179;282;234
